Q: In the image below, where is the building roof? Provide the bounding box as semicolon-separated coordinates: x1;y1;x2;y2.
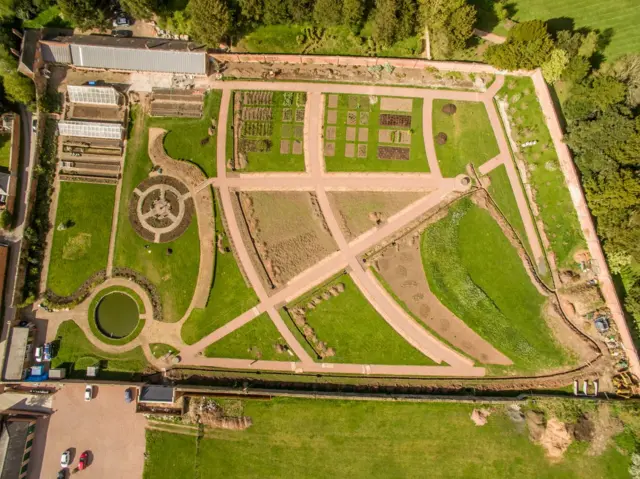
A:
0;173;10;197
54;35;206;52
58;121;123;140
0;420;31;479
139;386;174;403
4;328;30;381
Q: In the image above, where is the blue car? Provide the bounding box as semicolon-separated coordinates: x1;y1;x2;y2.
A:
43;343;52;361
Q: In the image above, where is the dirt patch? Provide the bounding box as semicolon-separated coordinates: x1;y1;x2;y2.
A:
347;111;357;125
540;418;573;460
62;232;91;260
294;125;304;138
377;146;410;160
282;108;293;122
346;127;356;141
325;142;335;157
325;126;336;140
345;143;355;158
470;408;492;426
295;109;305;122
380;97;413;112
292;140;303;155
359;112;369;125
327;191;426;241
558;283;604;316
373;231;513;365
586;404;624;456
280;139;290;154
357;144;367;158
328;94;338;108
238;191;338;288
379;130;393;143
242;107;272;121
327;110;337;124
379;113;411;128
242;91;273;105
358;128;369;142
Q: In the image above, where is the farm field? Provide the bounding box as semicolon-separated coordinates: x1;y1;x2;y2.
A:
46;181;116;297
150;90;222;177
323;94;429;173
204;313;296;361
432;99;499;177
113;107;201;322
497;77;585;268
231;90;306;172
284;273;436;365
143;398;631;479
421;198;571;372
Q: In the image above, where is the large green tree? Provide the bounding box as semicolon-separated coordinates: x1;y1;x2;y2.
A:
342;0;364;33
57;0;109;29
371;0;399;47
263;0;290;24
119;0;156;20
485;20;554;70
188;0;231;46
313;0;343;27
420;0;476;58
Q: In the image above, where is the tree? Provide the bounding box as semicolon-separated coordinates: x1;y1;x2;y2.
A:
396;0;419;41
485;20;554;70
57;0;109;30
188;0;231;46
238;0;264;23
0;210;11;230
625;282;640;325
313;0;342;27
541;48;568;83
287;0;314;23
604;54;640;107
119;0;156;20
371;0;398;47
342;0;364;33
263;0;290;24
1;72;35;105
493;0;508;21
420;0;476;58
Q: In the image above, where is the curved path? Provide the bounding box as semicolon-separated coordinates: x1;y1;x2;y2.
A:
38;74;586;378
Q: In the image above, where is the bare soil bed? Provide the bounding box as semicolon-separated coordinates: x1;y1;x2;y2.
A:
380;97;413;112
379;113;411;128
378;146;410;160
327;191;427;241
238;191;338;287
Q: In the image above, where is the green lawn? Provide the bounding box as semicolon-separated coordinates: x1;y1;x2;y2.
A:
421;198;571;372
204;313;296;361
487;164;533;259
432;99;500;177
46;182;116;297
51;320;148;379
285;274;435;365
143;398;630;479
499;77;585;268
150;90;221;177
150;343;180;358
233;90;306;172
237;23;423;58
506;0;639;60
180;193;259;345
324;94;430;173
0;134;11;170
113;107;201;322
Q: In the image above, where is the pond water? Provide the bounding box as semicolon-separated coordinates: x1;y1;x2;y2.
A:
95;292;139;339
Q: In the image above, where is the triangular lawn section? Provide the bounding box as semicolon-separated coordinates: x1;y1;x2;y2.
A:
204;313;298;361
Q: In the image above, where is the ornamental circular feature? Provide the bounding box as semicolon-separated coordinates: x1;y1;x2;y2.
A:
128;175;194;243
95;292;139;339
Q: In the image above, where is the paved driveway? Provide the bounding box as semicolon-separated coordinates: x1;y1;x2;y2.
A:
35;384;146;479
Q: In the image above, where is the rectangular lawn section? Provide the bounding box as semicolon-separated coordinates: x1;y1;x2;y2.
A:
204;313;296;361
180;191;259;345
487;164;534;259
149;90;221;177
51;320;148;378
498;77;585;268
113;107;200;322
144;398;629;479
421;198;571;372
323;94;430;173
286;273;435;365
0;134;11;170
432;99;500;177
46;182;116;297
234;90;306;172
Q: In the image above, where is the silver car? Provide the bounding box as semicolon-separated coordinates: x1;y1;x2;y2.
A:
60;450;70;468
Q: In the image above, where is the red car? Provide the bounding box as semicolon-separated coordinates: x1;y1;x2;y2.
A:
78;452;88;470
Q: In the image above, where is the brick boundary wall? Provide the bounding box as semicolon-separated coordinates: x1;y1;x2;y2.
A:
209;53;640;376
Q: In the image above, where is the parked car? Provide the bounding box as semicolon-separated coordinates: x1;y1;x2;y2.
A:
60;450;70;468
84;385;93;401
31;118;37;132
43;343;52;361
111;29;132;38
57;470;66;479
78;451;88;470
124;388;133;403
112;13;130;27
34;346;43;363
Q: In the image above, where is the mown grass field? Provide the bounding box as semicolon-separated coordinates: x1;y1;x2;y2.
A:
151;90;221;177
432;99;499;177
285;273;435;365
47;182;116;297
150;343;179;358
204;313;296;361
113;107;200;322
51;321;148;379
421;198;571;372
499;77;585;268
180;193;258;344
143;398;630;479
324;94;429;173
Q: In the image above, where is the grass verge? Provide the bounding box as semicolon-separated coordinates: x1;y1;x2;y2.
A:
46;182;116;297
150;343;180;358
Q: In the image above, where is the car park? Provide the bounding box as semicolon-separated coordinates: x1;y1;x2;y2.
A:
84;385;93;401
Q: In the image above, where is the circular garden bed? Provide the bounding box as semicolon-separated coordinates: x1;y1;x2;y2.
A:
88;286;146;346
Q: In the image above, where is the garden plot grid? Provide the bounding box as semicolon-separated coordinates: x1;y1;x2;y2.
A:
323;93;430;173
234;90;306;171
